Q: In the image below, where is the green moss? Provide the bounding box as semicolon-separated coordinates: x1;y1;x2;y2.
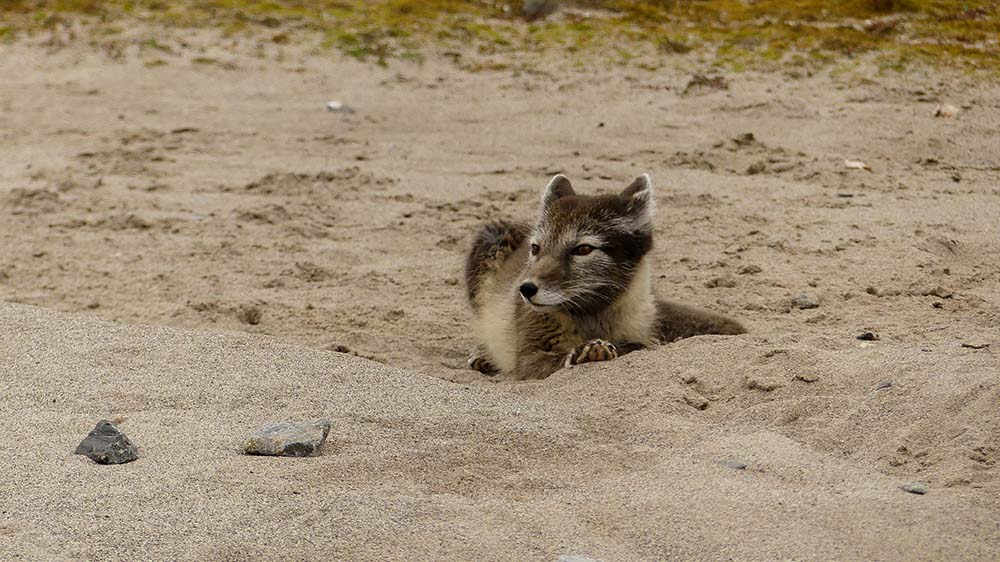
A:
0;0;996;74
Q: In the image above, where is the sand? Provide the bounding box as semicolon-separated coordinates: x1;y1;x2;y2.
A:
1;24;999;561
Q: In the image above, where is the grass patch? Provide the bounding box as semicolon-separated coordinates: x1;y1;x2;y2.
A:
0;0;996;73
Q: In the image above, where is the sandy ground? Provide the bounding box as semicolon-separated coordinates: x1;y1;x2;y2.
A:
1;25;999;560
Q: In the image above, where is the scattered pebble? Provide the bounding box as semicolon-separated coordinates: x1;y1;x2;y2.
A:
933;104;959;118
794;373;819;383
844;159;872;172
684;395;709;411
715;459;747;470
325;101;355;114
737;264;762;275
857;332;880;341
244;419;331;457
961;343;989;350
902;482;928;495
791;294;819;310
74;420;139;465
875;380;893;391
444;277;459;286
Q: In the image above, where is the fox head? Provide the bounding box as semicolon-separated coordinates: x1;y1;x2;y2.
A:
518;174;654;314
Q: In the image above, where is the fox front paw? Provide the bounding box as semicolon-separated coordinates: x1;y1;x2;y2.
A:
468;355;499;376
565;339;618;367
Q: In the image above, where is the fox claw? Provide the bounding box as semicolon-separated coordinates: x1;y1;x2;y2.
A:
565;339;618;367
468;355;499;376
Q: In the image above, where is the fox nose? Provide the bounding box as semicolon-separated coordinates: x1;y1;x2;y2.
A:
519;282;538;299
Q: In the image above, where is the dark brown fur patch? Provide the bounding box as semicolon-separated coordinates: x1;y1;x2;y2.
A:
464;220;528;306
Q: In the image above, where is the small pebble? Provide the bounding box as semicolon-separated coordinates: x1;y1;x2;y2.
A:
684;395;709;411
933;104;959;118
737;264;762;275
325;100;355;113
902;482;927;495
875;380;893;390
857;332;880;341
715;459;747;470
245;419;331;457
794;373;819;383
791;294;819;309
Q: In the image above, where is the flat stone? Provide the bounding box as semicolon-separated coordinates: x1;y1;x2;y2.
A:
902;482;928;495
244;419;331;457
794;373;819;383
715;459;747;470
74;420;139;465
875;380;893;391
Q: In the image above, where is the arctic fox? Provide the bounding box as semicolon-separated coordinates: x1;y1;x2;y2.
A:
464;173;745;380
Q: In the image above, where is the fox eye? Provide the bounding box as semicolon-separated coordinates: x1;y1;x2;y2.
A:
573;244;595;256
530;243;540;256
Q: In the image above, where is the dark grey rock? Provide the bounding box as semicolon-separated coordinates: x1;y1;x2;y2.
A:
875;380;893;391
791;294;819;309
244;419;331;457
684;395;709;411
715;459;747;470
902;482;928;495
74;420;139;465
522;0;559;21
857;331;880;341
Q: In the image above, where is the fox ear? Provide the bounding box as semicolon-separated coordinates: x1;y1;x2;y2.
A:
542;174;575;207
622;173;655;219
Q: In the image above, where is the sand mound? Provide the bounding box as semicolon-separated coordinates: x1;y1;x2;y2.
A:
2;302;997;560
